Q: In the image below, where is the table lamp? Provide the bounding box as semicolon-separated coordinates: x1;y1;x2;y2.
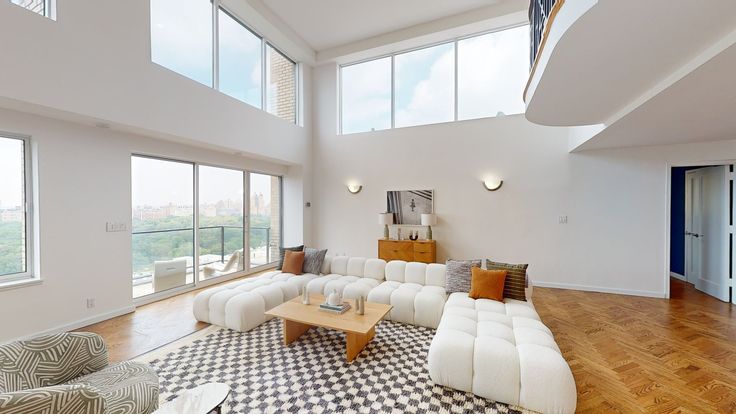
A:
379;213;394;239
421;213;437;240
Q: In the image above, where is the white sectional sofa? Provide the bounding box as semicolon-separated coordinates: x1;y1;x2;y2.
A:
192;255;576;414
428;293;577;414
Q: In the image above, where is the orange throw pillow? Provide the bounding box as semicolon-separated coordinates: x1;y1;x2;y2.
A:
469;268;507;301
282;250;305;275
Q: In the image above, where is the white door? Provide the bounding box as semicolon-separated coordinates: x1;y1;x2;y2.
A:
684;166;729;302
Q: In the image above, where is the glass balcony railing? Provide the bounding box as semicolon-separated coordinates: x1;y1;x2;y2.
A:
131;225;273;287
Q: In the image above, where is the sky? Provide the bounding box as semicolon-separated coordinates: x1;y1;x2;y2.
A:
131;156;274;209
0;137;24;209
342;25;530;133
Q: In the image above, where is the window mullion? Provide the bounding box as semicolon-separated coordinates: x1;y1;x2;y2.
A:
454;40;459;122
212;0;220;90
262;41;267;111
391;55;396;129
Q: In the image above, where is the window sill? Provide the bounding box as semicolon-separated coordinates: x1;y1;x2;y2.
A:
0;277;42;292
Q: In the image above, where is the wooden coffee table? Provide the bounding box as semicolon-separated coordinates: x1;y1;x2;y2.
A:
266;294;392;362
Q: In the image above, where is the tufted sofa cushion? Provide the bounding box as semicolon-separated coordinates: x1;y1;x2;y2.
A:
306;257;386;300
428;292;576;414
367;261;447;328
192;272;307;332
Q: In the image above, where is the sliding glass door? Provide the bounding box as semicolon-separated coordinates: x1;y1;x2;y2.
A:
249;173;281;269
198;166;245;280
132;156;195;298
132;156;283;299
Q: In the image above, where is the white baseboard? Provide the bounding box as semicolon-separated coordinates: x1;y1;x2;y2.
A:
532;281;666;298
6;305;136;344
670;272;686;281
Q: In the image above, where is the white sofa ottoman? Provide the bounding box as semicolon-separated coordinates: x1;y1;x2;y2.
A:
428;292;576;414
192;271;315;332
367;261;447;329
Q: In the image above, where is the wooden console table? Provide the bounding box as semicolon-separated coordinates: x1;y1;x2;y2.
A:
378;239;436;263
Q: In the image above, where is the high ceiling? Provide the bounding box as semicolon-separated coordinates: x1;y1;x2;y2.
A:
256;0;502;51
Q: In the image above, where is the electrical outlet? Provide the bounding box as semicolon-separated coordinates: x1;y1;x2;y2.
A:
86;298;95;309
106;222;128;232
558;215;568;224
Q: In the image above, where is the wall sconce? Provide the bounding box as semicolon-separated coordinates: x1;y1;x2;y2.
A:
482;178;503;191
347;183;363;194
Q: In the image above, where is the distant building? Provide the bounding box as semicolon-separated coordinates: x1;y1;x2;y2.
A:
0;208;24;223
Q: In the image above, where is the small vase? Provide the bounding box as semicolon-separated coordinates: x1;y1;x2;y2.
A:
301;288;310;305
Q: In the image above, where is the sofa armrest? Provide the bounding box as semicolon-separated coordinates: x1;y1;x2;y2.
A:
0;332;108;391
0;384;105;413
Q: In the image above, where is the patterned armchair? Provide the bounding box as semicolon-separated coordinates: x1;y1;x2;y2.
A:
0;332;159;414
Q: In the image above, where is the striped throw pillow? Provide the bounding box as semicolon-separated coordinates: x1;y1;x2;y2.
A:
486;260;528;301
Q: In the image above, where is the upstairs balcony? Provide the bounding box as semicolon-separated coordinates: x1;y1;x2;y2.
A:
524;0;736;150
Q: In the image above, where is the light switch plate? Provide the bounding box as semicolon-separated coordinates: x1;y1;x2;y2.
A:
558;215;568;224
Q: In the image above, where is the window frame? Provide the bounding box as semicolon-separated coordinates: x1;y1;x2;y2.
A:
149;0;299;124
0;133;34;284
130;153;284;301
338;22;529;135
265;42;299;124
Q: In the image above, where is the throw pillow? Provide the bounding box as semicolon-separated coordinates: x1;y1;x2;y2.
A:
469;268;507;301
486;260;529;301
445;259;482;294
302;248;328;274
277;245;304;270
282;250;305;275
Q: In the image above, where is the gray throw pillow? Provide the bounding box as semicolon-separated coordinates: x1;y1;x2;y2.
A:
302;248;328;275
277;245;304;270
445;259;482;294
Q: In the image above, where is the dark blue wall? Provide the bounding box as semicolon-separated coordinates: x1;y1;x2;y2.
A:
670;166;701;275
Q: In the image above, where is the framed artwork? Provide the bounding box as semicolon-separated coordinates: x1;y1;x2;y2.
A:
386;190;434;225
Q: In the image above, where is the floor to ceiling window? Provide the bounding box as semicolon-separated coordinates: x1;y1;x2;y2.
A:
131;156;195;298
198;166;245;281
249;173;281;269
132;156;283;299
0;135;32;282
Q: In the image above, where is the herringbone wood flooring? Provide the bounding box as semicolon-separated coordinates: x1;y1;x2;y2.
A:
534;278;736;413
80;276;735;413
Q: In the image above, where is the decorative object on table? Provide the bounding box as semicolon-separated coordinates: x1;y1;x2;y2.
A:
482;177;504;191
486;259;529;301
302;247;328;274
319;301;351;314
277;245;304;270
347;183;363;194
409;231;418;241
301;287;310;305
444;259;482;294
355;295;365;315
397;227;402;240
387;190;434;225
421;213;437;240
378;213;393;239
153;382;231;414
378;239;437;263
327;289;341;306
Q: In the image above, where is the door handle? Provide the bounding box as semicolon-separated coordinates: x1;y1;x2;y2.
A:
693;233;701;238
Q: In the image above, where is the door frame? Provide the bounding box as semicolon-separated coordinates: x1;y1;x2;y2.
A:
665;160;735;300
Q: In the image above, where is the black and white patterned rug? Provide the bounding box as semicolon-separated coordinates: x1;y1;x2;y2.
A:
138;319;530;413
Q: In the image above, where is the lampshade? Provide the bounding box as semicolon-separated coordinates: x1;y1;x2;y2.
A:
421;214;437;226
379;213;394;226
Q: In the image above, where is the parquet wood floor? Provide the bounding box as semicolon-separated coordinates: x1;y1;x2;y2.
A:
534;278;736;413
79;276;736;413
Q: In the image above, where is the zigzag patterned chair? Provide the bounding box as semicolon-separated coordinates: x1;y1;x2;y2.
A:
0;332;159;414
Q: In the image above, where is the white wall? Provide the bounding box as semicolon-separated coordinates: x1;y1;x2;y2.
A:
0;106;306;342
312;63;736;298
0;0;310;165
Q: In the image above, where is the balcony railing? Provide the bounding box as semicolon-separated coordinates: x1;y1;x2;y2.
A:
529;0;559;68
131;225;273;284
